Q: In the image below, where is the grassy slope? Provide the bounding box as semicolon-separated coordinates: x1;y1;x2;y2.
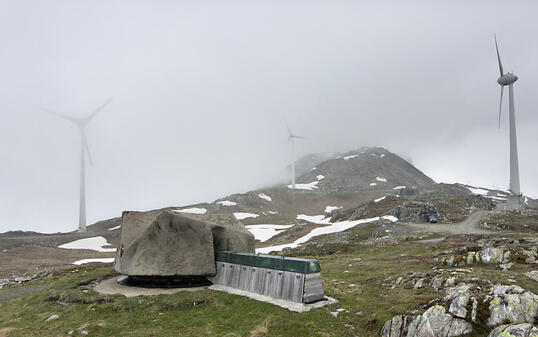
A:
2;239;535;337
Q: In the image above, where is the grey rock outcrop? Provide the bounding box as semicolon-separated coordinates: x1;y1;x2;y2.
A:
114;210;255;277
487;284;538;326
406;306;472;337
487;323;538;337
380;305;472;337
391;202;438;223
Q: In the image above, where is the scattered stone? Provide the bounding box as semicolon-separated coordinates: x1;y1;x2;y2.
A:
449;294;469;318
413;279;424;289
330;311;339;318
406;305;472;337
478;247;505;264
487;323;538;337
431;276;444;292
498;262;513;271
45;314;59;322
445;277;455;287
525;270;538;282
470;298;477;322
487;284;538;326
446;256;455;267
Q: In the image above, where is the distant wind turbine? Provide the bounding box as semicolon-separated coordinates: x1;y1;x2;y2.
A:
494;34;521;196
45;98;112;232
287;125;304;188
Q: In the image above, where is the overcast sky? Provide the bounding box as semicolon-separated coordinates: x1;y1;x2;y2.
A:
1;0;537;233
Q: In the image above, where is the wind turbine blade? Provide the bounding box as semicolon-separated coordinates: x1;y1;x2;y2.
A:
42;108;80;124
86;98;112;123
498;86;504;129
294;135;305;139
82;131;93;166
494;33;504;76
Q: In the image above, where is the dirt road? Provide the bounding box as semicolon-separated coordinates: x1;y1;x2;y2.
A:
402;211;491;235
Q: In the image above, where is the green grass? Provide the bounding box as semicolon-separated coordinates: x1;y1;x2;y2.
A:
0;239;535;337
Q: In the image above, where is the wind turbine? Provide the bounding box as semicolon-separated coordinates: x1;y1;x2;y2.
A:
287;126;304;188
45;99;112;232
494;34;521;196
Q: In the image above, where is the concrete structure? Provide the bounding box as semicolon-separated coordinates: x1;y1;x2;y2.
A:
209;251;325;303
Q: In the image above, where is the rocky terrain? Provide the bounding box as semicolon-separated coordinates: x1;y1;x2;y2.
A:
0;146;536;336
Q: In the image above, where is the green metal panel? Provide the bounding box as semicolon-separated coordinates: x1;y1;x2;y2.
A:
215;251;321;274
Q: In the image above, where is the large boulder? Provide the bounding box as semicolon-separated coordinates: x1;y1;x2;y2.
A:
487;284;538;326
391;202;438;222
380;305;472;337
114;210;255;277
487;323;538;337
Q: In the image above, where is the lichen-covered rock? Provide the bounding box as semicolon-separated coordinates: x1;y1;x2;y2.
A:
525;271;538;282
487;284;538;326
380;315;413;337
114;210;255;277
406;305;472;337
478;247;505;264
449;294;470;318
487;323;538;337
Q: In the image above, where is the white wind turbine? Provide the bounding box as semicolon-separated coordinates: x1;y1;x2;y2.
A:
45;99;112;232
287;125;304;188
494;34;521;196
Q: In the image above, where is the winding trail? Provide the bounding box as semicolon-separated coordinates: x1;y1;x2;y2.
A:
402;211;492;235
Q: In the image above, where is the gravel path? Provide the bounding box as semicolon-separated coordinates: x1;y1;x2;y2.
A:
402;211;492;235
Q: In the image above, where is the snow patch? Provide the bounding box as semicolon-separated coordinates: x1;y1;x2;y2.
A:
296;214;332;225
316;175;325;180
217;200;237;206
374;196;386;203
234;212;259;220
311;167;317;171
245;224;294;242
393;186;406;190
256;215;398;254
288;181;319;191
267;211;278;215
376;177;387;182
380;154;385;158
343;155;358;160
176;207;207;214
258;193;272;202
108;225;120;231
325;206;342;213
465;186;489;196
369;183;377;186
59;236;116;253
73;258;115;265
382;215;398;222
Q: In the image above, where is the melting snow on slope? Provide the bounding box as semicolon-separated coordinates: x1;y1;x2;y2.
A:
325;206;342;213
465;186;489;196
316;175;325;180
258;193;272;202
234;212;259;220
296;214;332;224
59;236;116;252
217;200;237;206
343;155;358;160
288;181;319;190
108;225;121;231
370;183;377;186
393;186;406;190
380;154;385;158
176;207;207;214
267;211;278;215
376;177;387;182
374;196;386;203
256;215;398;254
245;224;294;242
73;258;115;265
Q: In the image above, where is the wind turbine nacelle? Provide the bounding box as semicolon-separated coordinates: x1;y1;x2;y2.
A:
497;73;518;86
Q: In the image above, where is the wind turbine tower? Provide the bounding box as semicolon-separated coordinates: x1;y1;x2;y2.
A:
494;35;521;196
46;99;111;232
287;126;304;188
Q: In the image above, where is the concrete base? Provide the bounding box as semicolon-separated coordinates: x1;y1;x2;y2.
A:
94;276;208;297
208;284;338;312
